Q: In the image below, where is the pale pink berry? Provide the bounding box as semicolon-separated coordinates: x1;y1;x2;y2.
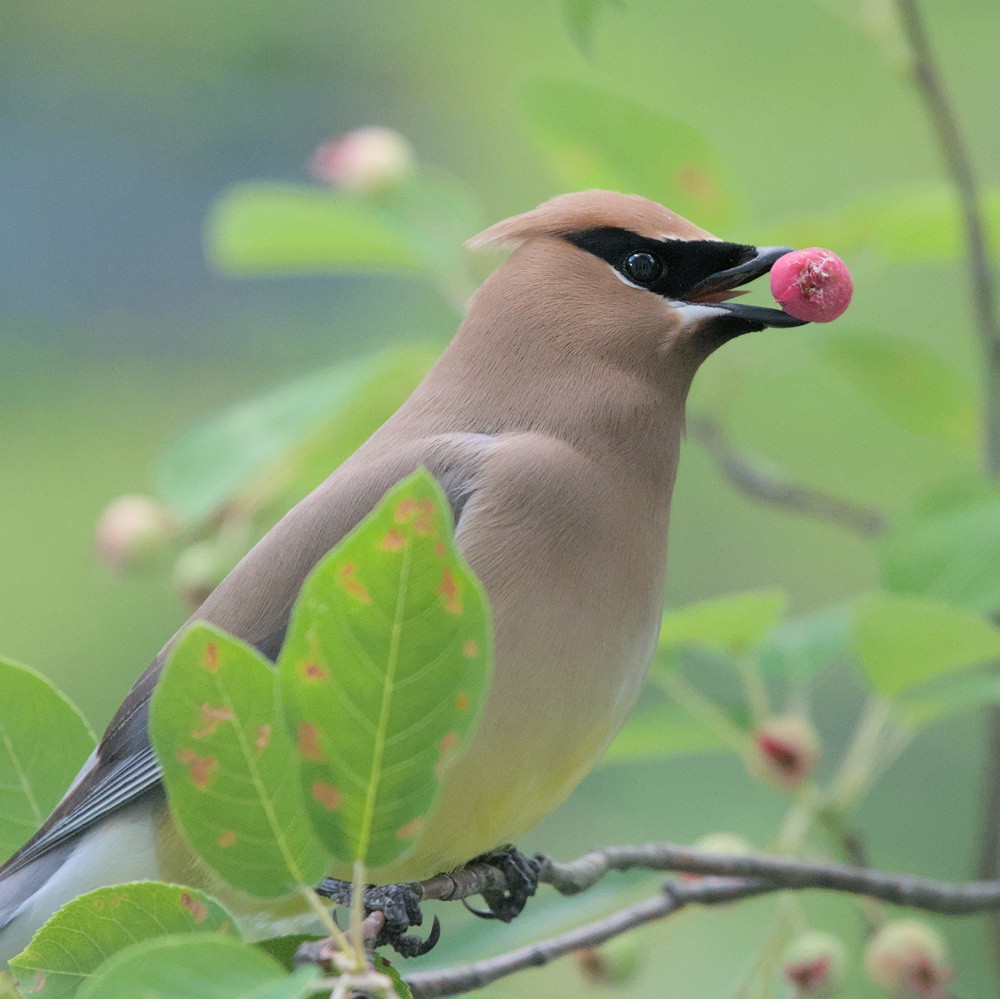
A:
865;921;951;998
783;932;847;996
752;714;821;789
770;248;853;323
309;127;415;193
94;495;176;574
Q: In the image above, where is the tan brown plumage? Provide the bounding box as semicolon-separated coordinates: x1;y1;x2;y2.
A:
0;190;807;958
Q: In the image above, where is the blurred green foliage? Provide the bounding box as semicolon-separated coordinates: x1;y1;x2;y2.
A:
2;0;999;996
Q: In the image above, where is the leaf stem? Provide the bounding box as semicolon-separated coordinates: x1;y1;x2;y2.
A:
735;654;770;726
351;860;368;969
829;698;893;810
300;885;352;953
655;671;754;765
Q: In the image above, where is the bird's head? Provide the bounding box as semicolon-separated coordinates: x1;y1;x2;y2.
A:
466;190;806;379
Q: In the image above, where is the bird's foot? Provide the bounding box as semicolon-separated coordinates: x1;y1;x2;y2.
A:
467;844;541;923
315;878;440;958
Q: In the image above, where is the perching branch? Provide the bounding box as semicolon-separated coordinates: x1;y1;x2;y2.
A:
690;416;887;537
891;0;1000;973
401;842;1000;997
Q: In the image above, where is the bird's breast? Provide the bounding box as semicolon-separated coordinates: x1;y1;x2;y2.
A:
363;449;670;882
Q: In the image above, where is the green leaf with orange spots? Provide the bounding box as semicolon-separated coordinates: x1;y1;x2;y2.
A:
278;469;492;868
9;881;234;999
151;625;328;898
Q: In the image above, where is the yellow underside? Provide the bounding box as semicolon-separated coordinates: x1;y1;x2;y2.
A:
152;729;606;934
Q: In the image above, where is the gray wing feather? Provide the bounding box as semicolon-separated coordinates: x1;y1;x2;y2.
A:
0;433;495;878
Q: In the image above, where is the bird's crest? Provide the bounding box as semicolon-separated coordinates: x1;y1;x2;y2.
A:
467;190;717;251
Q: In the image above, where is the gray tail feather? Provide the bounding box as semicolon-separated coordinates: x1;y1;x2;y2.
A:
0;848;70;957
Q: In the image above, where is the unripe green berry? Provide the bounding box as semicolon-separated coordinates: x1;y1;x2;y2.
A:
693;832;752;855
681;832;752;882
576;935;644;988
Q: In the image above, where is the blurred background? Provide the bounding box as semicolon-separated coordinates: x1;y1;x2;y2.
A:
2;1;999;995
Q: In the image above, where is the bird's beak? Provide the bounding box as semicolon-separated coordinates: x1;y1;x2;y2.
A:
684;246;808;331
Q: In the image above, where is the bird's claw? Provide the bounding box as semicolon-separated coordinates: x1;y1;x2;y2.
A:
388;915;441;958
312;846;539;954
315;878;439;957
473;845;541;922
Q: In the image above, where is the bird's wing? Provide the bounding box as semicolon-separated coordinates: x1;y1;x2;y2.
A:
0;433;497;877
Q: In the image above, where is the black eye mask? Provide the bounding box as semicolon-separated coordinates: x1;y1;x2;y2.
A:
566;227;755;300
566;226;808;333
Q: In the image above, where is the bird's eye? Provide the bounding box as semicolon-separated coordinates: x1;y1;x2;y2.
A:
623;251;664;285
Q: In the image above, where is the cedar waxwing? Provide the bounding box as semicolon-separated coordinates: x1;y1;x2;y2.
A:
0;190;807;961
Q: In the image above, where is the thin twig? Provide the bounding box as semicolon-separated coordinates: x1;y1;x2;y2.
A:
400;841;1000;996
892;0;1000;973
894;0;999;361
538;844;1000;914
690;417;887;537
406;878;770;998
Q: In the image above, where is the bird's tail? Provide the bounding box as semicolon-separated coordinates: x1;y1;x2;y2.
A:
0;847;73;964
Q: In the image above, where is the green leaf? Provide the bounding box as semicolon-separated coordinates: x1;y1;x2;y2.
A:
603;703;728;763
824;330;975;446
373;169;482;289
279;470;493;868
852;593;1000;696
78;934;319;999
155;347;437;525
151;625;328;898
261;348;439;520
897;671;1000;728
879;482;1000;615
9;882;234;999
520;77;739;229
762;184;1000;263
758;605;853;682
0;657;94;864
376;955;413;999
660;589;787;656
206;185;424;275
206;169;480;301
254;935;314;972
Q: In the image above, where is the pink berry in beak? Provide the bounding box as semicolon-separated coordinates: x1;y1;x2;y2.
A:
769;248;853;323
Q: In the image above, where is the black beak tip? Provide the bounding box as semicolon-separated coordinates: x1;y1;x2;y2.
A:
687;244;809;331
